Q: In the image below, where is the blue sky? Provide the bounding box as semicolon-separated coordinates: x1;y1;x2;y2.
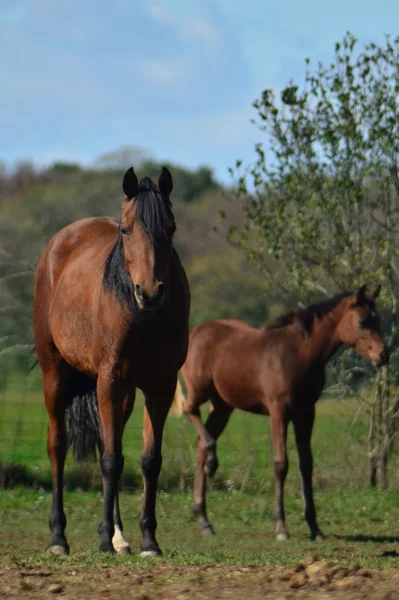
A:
1;0;398;182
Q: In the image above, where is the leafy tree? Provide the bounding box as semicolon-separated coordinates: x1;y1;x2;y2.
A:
225;32;399;488
187;249;272;328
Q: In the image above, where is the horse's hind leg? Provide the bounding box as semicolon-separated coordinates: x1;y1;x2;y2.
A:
96;368;126;553
184;388;217;474
193;399;233;535
111;492;131;555
43;363;70;555
111;389;135;556
270;403;289;541
293;408;324;541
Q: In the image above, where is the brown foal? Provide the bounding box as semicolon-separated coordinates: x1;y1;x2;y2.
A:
177;286;388;541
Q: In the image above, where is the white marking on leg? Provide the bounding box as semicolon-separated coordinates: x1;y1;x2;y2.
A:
112;525;131;555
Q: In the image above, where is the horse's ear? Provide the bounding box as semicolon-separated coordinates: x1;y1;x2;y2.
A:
355;284;367;304
123;167;139;199
371;284;381;299
158;167;173;197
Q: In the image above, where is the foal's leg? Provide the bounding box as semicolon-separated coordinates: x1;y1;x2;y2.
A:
43;364;70;555
193;400;233;535
293;408;324;541
269;404;289;541
140;376;176;556
184;389;217;476
96;369;125;553
111;389;135;555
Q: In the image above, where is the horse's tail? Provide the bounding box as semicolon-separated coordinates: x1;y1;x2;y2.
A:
169;374;186;417
66;375;103;462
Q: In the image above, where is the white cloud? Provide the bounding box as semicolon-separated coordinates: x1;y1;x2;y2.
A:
135;58;191;87
183;15;220;47
147;2;222;48
148;4;176;25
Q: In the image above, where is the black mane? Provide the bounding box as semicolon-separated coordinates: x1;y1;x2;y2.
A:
268;292;353;334
102;229;136;315
135;177;171;244
102;177;172;316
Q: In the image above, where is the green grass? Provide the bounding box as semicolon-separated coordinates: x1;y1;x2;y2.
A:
0;487;398;570
1;391;399;574
1;390;399;492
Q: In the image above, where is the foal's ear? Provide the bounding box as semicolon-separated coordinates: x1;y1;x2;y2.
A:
355;284;367;304
370;284;381;299
158;167;173;197
122;167;139;199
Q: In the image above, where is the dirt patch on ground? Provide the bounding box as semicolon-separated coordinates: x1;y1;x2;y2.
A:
0;558;398;600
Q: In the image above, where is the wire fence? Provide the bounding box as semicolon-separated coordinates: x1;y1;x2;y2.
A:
1;356;398;493
0;360;276;493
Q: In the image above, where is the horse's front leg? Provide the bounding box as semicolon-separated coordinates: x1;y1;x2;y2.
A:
96;367;126;553
139;375;177;556
43;364;70;555
293;407;324;541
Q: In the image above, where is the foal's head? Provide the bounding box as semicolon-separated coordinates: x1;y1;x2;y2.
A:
120;166;176;312
336;285;388;367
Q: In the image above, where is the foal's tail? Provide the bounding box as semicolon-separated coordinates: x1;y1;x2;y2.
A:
66;375;103;462
169;375;186;418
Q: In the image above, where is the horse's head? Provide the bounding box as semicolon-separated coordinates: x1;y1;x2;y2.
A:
120;166;176;312
336;285;388;367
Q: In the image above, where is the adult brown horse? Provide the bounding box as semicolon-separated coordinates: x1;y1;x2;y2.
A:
33;166;190;556
176;286;388;541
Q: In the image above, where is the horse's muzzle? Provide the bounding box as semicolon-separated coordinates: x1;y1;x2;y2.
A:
378;347;390;367
134;283;165;312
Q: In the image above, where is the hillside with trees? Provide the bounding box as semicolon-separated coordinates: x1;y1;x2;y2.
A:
0;151;274;388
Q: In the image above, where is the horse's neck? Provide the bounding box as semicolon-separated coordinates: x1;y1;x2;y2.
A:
302;310;343;366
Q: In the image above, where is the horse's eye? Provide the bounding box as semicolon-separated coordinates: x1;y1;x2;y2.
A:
120;227;128;236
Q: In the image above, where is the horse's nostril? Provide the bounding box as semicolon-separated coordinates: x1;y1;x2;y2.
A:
156;283;165;299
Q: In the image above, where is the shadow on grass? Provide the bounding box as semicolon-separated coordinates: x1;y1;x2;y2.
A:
337;534;399;544
0;461;260;493
0;462;142;491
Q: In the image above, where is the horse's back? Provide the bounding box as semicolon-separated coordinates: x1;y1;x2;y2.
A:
34;217;118;366
37;217;117;290
183;319;266;405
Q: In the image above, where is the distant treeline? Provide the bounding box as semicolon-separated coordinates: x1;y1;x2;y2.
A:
0;151;275;387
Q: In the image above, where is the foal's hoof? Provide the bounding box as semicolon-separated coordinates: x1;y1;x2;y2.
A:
47;544;69;556
312;531;325;542
276;532;289;542
201;525;215;537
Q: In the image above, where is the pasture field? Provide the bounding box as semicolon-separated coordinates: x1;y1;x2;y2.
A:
0;488;399;599
1;391;399;598
1;389;399;493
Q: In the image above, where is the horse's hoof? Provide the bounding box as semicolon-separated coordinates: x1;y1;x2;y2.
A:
313;532;325;542
47;544;69;556
201;525;215;537
115;544;131;556
99;541;116;553
276;532;289;541
140;549;162;557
